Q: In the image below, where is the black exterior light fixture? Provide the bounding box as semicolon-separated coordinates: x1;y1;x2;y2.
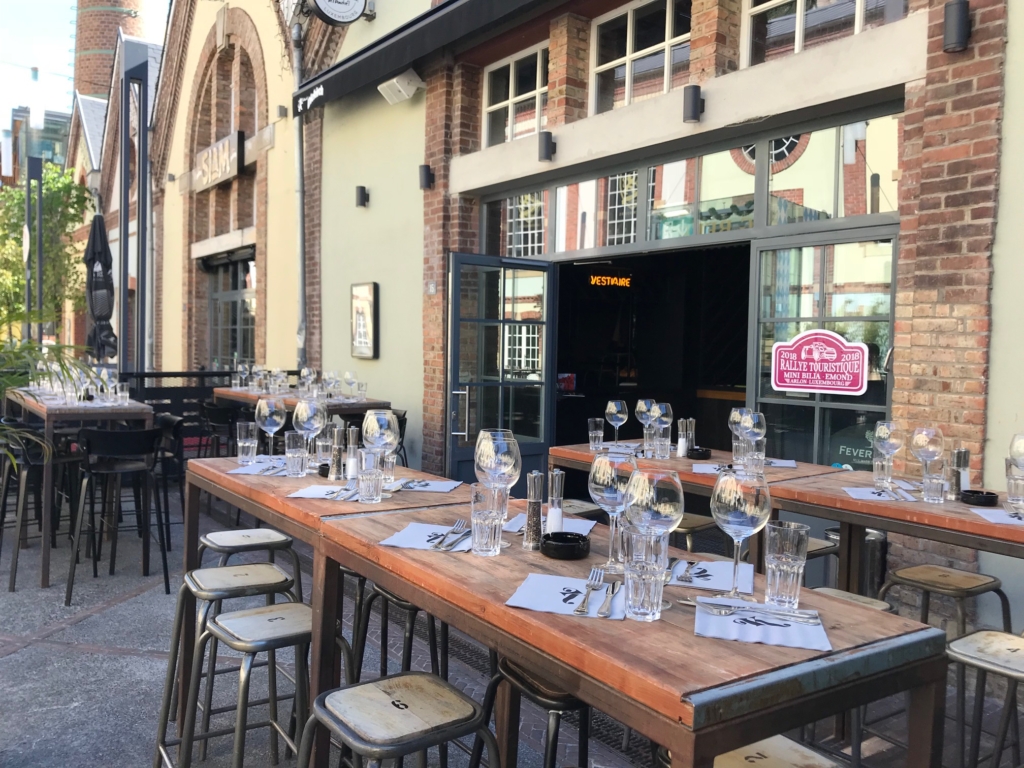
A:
419;164;435;190
683;84;705;124
356;186;370;207
538;131;556;162
943;0;971;53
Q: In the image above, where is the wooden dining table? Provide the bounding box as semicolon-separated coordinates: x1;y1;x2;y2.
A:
212;387;391;419
182;457;948;768
4;388;154;588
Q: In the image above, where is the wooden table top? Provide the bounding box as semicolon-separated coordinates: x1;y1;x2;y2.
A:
213;387;391;413
549;444;846;488
771;469;1024;546
187;458;472;533
322;502;941;730
7;389;153;421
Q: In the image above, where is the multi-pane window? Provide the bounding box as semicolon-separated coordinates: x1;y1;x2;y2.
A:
209;259;256;369
591;0;693;115
504;324;542;378
743;0;908;68
507;192;546;257
483;43;549;147
606;171;639;246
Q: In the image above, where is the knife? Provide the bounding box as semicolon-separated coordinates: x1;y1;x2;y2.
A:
597;581;621;617
440;529;471;551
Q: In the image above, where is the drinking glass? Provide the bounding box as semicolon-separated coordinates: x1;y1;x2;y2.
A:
910;427;945;470
872;449;887;491
382;454;397;484
655;426;671;460
710;468;772;599
236;362;250;389
344;370;357;396
316;435;333;467
623;528;669;622
116;382;130;403
635;399;656;428
873;421;904;489
652;402;674;431
284;431;307;477
764;521;810;610
588;449;638;574
300;367;317;388
746;438;766;475
255;397;286;456
356;382;368;401
1009;433;1024;471
728;407;750;463
587;418;604;450
740;411;767;463
624;469;684;535
362;410;400;459
1007;458;1024;505
236;422;258;465
475;429;522;546
294;398;328;472
357;449;383;503
470;483;503;557
922;458;946;503
605;400;628;444
231;374;241;389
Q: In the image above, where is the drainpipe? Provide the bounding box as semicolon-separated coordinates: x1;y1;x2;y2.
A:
292;22;308;368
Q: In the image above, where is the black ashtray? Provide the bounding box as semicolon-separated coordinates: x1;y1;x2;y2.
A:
541;532;590;560
318;463;330;478
687;447;711;460
961;489;998;507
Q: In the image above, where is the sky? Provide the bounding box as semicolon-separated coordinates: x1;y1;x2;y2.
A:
0;0;170;126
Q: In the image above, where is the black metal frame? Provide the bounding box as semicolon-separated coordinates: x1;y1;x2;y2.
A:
25;156;43;343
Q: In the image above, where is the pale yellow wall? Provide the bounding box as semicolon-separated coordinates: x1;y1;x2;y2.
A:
978;0;1024;632
332;0;430;58
865;115;899;213
158;0;297;370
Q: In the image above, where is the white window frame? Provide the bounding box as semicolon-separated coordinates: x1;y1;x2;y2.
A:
482;41;550;148
740;0;877;69
589;0;693;116
507;191;546;257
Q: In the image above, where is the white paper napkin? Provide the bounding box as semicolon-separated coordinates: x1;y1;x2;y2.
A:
401;479;463;493
600;442;640;455
843;487;916;502
667;560;754;594
227;459;284;475
287;485;348;499
970;505;1024;526
692;463;730;474
506;573;625;620
503;513;596;536
891;479;922;491
380;523;472;552
763;458;798;468
693;597;832;651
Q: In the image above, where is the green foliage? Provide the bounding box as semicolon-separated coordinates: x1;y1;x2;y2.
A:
0;163;92;334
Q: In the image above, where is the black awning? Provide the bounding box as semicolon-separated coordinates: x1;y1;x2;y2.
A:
293;0;551;115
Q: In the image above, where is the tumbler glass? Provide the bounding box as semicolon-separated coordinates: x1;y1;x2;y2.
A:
872;449;887;491
285;431;307;478
236;422;258;465
357;449;383;503
316;435;333;467
382;454;398;484
922;458;946;504
1007;458;1024;506
470;483;503;557
623;529;668;622
764;521;809;610
654;426;671;460
588;419;604;451
116;382;130;403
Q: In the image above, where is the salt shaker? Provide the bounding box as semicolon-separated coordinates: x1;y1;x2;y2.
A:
328;425;346;482
547;468;565;534
346;425;360;480
523;470;544;550
677;418;688;457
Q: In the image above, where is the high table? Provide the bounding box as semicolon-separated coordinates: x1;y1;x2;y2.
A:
182;458;948;768
5;389;154;588
212;387;391;419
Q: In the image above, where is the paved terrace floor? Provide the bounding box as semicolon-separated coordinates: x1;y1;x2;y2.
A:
0;486;1019;768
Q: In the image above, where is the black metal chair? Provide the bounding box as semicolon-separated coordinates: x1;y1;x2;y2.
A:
393;409;409;467
198;402;236;459
64;427;169;605
155;412;185;538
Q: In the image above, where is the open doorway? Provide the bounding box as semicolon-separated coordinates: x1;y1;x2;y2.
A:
554;244;750;452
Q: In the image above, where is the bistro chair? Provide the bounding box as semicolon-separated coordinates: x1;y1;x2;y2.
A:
670;512;719;552
198;401;236;459
354;583;448;682
654;735;841;768
64;427;169;606
155;412;186;530
393;409;409;467
470;656;590;768
295;671;501;768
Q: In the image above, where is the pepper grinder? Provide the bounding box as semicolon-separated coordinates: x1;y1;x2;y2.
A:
328;425;346;482
346;425;360;480
547;468;565;534
949;446;971;499
523;470;544;550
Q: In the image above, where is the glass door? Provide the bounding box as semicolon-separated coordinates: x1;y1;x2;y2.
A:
749;233;896;469
448;253;557;495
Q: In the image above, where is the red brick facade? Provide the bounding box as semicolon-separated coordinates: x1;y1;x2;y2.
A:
74;0;144;98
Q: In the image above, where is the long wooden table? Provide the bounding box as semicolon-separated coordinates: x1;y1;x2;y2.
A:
183;457;948;768
212;387;391;419
5;389;154;588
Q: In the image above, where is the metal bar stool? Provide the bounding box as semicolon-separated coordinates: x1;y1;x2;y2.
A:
154;562;296;768
295;671;501;768
654;735;841;768
470;656;590;768
178;600;312;768
354;583;447;682
878;563;1012;768
199;528;304;602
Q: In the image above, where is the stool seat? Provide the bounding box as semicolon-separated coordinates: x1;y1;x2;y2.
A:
674;513;718;533
210;602;312;651
947;630;1024;680
813;587;893;612
890;564;1000;597
200;528;292;552
658;735;840;768
807;537;839;558
185;563;293;601
324;672;477;746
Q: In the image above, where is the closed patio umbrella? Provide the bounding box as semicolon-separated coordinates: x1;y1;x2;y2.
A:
83;213;117;360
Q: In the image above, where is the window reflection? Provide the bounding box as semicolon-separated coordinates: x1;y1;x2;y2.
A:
698;149;756;234
555;171;640;252
648;158;697;240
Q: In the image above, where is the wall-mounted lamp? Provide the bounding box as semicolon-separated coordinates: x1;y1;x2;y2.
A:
419;164;435;190
167;173;176;182
356;186;370;207
943;0;971;53
277;105;289;119
538;131;556;162
683;84;705;124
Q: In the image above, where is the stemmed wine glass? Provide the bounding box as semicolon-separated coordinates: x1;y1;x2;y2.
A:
605;400;628;445
710;468;772;600
741;411;767;468
588;449;638;574
475;429;522;547
300;367;317;391
910;426;944;467
873;421;904;489
362;410;400;456
344;370;357;397
236;362;250;389
255;397;285;457
293;398;328;473
624;468;684;609
728;407;751;464
1010;433;1024;471
653;402;674;439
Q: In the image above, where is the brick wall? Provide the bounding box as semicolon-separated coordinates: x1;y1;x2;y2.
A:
74;0;144;98
689;0;741;82
547;14;590;126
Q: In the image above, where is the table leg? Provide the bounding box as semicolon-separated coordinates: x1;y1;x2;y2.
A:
837;522;866;594
40;420;54;588
177;478;201;731
907;678;946;768
494;679;521;768
310;549;340;768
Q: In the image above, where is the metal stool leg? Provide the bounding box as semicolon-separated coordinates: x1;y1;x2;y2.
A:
8;466;29;592
956;598;967;768
179;629;214;768
401;607;418;671
992;679;1018;768
379;597;390;677
579;705;590;768
469;673;504;768
967;667;987;768
850;706;863;768
288;547;304;602
230;653;256;768
295;713;318;768
544;710;562;768
197;600;222;761
354;588;380;678
64;474;91;605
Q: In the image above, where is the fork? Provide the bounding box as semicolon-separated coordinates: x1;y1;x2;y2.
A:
686;600;821;625
431;519;467;550
677;560;698;583
574;568;605;615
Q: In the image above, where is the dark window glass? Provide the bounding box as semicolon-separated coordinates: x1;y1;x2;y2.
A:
673;0;692;37
597;14;629;65
634;1;667;51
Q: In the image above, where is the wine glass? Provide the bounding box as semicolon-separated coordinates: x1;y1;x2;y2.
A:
255;397;286;457
873;421;903;489
588;449;638;574
1009;433;1024;471
294;398;328;473
362;410;400;457
624;468;684;610
710;468;772;600
741;411;767;469
344;370;357;396
635;399;656;428
475;429;522;547
300;367;317;390
652;403;674;430
910;427;944;483
728;407;751;464
236;362;250;389
605;400;628;445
